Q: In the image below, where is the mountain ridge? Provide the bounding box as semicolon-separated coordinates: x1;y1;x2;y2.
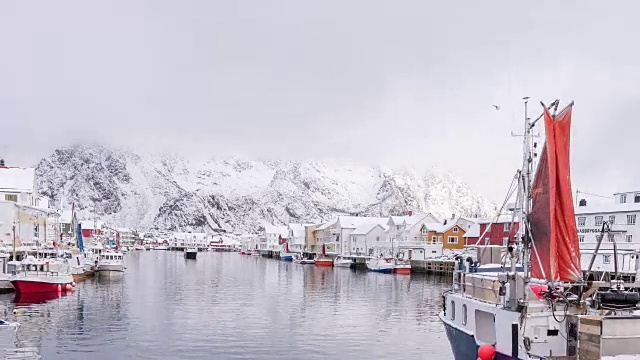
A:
35;144;496;233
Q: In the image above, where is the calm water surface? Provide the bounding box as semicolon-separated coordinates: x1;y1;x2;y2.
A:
0;252;454;359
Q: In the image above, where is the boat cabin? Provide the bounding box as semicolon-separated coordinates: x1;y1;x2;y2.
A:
100;253;123;262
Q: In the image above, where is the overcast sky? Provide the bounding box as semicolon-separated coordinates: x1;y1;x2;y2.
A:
0;1;637;203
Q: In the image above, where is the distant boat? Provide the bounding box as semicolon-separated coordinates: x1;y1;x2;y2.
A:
184;248;197;260
314;244;333;267
280;242;293;261
366;258;394;273
96;252;125;277
154;245;168;251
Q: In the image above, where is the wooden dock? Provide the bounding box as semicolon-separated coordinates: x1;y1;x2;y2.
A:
410;260;456;275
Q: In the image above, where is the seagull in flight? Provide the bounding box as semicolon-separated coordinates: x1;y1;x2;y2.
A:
492;105;500;110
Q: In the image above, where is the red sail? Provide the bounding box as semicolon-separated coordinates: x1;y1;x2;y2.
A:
530;105;582;282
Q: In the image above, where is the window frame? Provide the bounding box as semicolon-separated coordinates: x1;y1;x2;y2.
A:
577;217;586;227
447;236;458;244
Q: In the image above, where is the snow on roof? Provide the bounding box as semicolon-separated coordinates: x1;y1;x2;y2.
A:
476;214;520;224
80;220;104;229
575;202;640;215
463;224;480;238
351;223;383;236
315;219;337;231
288;223;306;238
0;167;35;192
422;222;446;232
337;216;388;229
265;225;288;238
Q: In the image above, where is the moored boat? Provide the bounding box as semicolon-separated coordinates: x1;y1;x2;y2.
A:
184;248;197;260
96;251;125;277
333;256;352;267
393;259;411;274
10;256;75;294
366;258;394;273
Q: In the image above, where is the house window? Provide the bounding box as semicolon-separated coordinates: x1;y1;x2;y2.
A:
462;304;468;325
34;224;39;239
421;227;428;235
503;223;510;231
453;227;459;233
447;236;458;244
431;236;436;244
595;216;603;226
376;236;380;242
609;215;616;225
450;300;455;320
603;255;611;264
636;194;640;203
621;194;627;203
628;215;637;225
578;235;584;243
626;235;633;243
4;194;17;202
502;237;508;246
577;217;586;227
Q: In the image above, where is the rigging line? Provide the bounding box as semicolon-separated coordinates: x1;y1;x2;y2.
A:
474;171;520;247
577;191;614;199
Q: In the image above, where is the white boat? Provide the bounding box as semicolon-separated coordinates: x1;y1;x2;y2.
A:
333;256;353;267
96;252;125;277
134;245;145;251
366;258;394;273
441;99;640;359
154;245;169;251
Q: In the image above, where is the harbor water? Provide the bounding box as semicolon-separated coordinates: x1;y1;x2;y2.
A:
0;252;453;359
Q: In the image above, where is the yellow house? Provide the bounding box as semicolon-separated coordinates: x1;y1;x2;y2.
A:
439;223;466;250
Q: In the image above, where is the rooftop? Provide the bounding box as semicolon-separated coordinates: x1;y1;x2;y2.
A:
351;223;385;236
0;167;35;193
575;202;640;215
264;224;288;238
287;223;306;238
463;224;480;238
337;216;388;229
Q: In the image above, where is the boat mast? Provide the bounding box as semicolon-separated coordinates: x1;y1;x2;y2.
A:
521;97;533;303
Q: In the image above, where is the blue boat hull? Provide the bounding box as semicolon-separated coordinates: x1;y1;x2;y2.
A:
442;319;516;360
280;256;293;261
368;268;393;274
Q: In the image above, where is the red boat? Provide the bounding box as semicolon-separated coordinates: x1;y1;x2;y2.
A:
10;257;75;294
314;258;334;267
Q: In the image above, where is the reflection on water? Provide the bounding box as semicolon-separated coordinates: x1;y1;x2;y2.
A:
0;252;453;359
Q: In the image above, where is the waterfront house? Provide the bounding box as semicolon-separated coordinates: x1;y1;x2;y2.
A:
463;223;480;245
574;192;640;273
304;223;320;253
286;223;307;253
0;162;54;247
336;216;389;255
439;222;467;250
313;219;338;254
474;215;520;246
264;225;288;251
349;223;386;256
80;220;105;241
377;212;441;258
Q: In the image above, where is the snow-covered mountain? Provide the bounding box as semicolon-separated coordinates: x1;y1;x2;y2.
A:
35;144;496;233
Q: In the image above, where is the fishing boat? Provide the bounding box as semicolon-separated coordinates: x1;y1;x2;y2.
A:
366;257;394;273
96;251;125;277
280;242;293;261
314;244;334;267
441;99;640;360
393;258;411;274
184;248;197;260
154;244;169;251
333;256;353;267
10;256;75;293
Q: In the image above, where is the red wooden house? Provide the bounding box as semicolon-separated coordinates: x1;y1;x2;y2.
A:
473;216;520;246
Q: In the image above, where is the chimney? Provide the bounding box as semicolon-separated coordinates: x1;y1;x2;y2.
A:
443;219;448;225
578;199;587;207
408;210;413;216
451;213;455;220
0;158;5;167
